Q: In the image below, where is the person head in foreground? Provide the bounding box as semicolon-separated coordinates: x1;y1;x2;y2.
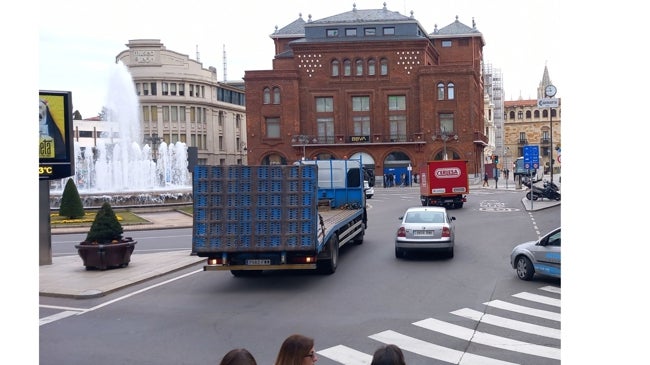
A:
219;348;257;365
274;333;317;365
370;344;406;365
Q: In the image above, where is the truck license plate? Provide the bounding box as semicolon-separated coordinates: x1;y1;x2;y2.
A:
246;259;270;265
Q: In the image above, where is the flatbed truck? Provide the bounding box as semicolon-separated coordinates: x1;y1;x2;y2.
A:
192;159;367;276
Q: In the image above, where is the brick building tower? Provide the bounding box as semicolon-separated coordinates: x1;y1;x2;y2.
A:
244;4;488;184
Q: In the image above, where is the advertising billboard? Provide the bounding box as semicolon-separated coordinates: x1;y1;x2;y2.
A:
39;90;74;180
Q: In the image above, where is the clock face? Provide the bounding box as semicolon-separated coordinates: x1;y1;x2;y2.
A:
545;85;556;97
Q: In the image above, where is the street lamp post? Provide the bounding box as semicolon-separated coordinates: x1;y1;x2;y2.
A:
432;127;458;160
143;133;162;162
544;84;557;183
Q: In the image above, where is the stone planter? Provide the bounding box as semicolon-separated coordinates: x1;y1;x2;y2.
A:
75;239;137;270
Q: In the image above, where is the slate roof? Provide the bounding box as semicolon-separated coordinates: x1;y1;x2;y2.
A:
271;14;307;38
312;5;413;24
431;15;481;36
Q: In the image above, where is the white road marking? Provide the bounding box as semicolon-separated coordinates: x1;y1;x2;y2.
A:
451;308;561;339
369;330;520;365
484;300;561;321
413;318;560;360
513;292;561;307
317;345;372;365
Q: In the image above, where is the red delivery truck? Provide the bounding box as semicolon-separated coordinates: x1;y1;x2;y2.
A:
419;160;469;208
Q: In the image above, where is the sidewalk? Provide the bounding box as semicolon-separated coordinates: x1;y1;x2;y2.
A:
42;210;201;299
42;180;559;299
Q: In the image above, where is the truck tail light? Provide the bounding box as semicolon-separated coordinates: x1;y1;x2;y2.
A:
441;227;451;237
207;257;224;265
397;227;406;237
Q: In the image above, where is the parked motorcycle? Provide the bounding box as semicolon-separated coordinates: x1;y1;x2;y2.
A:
524;178;561;201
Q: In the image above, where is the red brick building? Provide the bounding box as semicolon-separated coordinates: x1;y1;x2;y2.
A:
244;4;488;184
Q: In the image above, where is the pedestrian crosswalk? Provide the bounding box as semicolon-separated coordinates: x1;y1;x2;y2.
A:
316;285;560;365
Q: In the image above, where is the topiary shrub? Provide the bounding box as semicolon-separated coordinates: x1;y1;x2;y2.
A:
59;179;85;219
85;202;124;244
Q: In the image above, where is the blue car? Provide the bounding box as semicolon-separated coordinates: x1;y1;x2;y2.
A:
510;227;561;281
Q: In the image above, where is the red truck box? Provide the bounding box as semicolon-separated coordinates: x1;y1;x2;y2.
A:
419;160;469;208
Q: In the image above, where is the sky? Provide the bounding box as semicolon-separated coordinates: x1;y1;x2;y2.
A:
37;0;566;119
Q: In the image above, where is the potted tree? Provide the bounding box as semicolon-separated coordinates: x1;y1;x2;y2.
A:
75;202;137;270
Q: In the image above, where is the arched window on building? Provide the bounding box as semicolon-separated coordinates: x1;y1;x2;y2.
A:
526;110;532;119
380;58;388;75
368;59;376;75
355;59;363;76
343;59;352;76
517;111;524;119
263;87;271;104
273;87;281;104
509;111;515;119
447;83;455;100
534;110;540;118
437;83;445;100
331;59;340;77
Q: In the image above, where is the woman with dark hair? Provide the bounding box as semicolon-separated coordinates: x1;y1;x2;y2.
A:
274;334;318;365
219;348;257;365
370;344;406;365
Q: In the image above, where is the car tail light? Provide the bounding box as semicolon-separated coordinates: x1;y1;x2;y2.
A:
441;227;451;237
397;227;406;237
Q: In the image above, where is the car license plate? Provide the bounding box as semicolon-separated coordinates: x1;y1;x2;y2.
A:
414;230;434;236
246;259;270;265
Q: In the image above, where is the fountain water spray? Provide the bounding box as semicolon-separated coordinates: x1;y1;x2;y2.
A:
51;61;192;207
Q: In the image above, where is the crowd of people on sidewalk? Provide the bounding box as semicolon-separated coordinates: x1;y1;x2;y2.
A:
218;333;407;365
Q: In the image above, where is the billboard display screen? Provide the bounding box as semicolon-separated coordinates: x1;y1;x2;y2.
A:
39;90;74;180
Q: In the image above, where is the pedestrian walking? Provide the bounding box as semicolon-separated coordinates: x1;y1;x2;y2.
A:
483;172;489;187
219;348;257;365
274;334;318;365
494;173;499;189
370;344;406;365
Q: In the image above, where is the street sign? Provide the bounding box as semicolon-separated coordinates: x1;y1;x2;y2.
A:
537;98;559;108
523;145;539;169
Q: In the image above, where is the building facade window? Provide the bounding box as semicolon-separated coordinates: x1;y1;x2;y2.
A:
316;97;334;112
170;83;177;96
380;58;388;75
383;27;395;35
368;59;376;75
331;60;340;76
265;117;280;138
317;117;335;143
343;59;352;76
263;87;271;104
171;106;178;122
447;83;455;100
162;106;170;122
439;113;454;133
518;110;524;119
345;28;357;36
364;27;376;36
388;95;406;141
273;87;281;104
352;96;371;135
437;83;445;100
355;59;363;76
442;40;452;47
326;29;338;37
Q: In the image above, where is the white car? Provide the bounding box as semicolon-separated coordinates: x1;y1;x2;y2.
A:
395;206;456;258
510;227;561;281
364;180;374;199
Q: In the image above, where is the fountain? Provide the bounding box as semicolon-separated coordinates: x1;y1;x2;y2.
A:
50;61;192;208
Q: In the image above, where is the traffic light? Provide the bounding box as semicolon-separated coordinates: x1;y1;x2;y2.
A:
494;155;499;164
